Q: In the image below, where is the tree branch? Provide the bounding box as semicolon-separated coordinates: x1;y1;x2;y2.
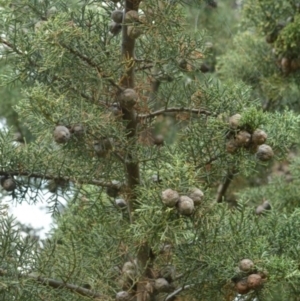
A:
27;274;103;299
135;63;154;71
137;107;214;120
59;42;122;92
0;37;122;92
59;43;98;69
215;169;236;203
51;75;97;104
0;268;104;299
0;171;123;189
0;36;121;92
0;37;24;55
120;1;141;195
195;154;228;170
165;284;194;301
120;2;145;301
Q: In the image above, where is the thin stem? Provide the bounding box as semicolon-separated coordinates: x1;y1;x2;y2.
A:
56;42;123;91
27;275;103;299
138;107;214;120
215;169;236;203
0;37;24;55
165;284;194;301
0;171;123;189
135;63;154;71
195;154;225;170
0;37;121;91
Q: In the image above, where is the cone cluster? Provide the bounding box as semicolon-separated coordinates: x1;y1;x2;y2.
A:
0;177;16;192
116;260;176;300
161;188;204;216
232;259;267;295
53;124;85;144
110;9;143;39
265;19;300;74
226;114;274;161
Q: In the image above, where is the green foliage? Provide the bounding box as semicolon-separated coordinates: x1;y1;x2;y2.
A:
217;32;276;87
241;0;294;34
1;1;300;301
218;3;300;117
274;14;300;58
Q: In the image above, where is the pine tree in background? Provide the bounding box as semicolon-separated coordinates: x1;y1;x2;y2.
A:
0;1;300;301
217;0;300;209
218;0;300;111
184;0;238;73
216;1;300;299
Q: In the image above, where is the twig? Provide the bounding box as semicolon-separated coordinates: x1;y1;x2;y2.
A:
0;37;110;94
27;274;103;299
147;70;161;109
0;171;123;189
59;42;99;69
215;169;236;203
137;107;214;120
195;155;222;170
135;64;154;71
165;284;194;301
52;75;96;103
59;43;122;91
134;58;153;63
1;268;104;298
0;37;24;55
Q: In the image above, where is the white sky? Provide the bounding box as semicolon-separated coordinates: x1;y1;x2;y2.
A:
0;118;54;238
3;194;60;239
